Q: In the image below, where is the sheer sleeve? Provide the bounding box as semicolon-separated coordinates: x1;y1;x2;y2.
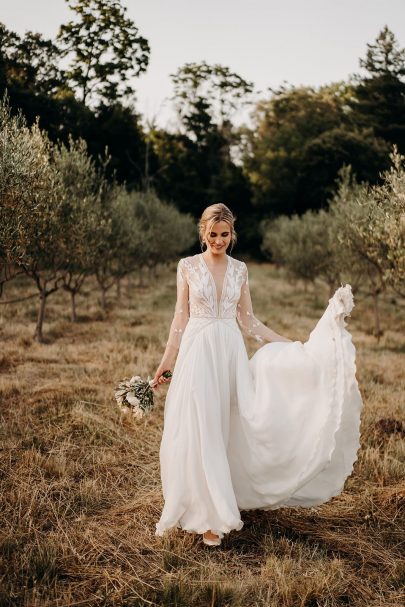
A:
236;262;292;344
163;258;190;357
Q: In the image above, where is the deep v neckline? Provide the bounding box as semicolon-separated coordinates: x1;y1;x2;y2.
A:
200;253;230;313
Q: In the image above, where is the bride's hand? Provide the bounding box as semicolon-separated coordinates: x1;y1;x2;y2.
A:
151;363;173;389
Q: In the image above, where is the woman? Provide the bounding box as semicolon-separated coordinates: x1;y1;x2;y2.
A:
151;203;362;547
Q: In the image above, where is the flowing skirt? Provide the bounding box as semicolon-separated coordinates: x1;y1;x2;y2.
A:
155;286;362;539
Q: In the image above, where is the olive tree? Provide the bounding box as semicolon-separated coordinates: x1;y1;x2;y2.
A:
90;186;196;307
330;155;405;337
261;210;341;295
129;190;196;279
0;100;65;341
0;97;110;338
52;136;108;321
0;102;29;295
368;147;405;295
91;183;155;309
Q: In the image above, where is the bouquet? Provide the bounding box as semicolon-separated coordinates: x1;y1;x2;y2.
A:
114;371;172;419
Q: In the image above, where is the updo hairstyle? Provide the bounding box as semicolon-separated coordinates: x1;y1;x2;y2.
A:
198;203;237;254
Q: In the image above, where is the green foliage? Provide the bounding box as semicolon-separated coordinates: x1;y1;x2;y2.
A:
349;27;405;153
150;125;255;250
0;22;66;96
297;127;390;211
327;157;405;337
91;186;197;308
0;21;99;153
91;183;141;297
2;15;404;264
171;61;254;134
0;98;59;273
245;84;389;215
261;150;405;336
0;103;105;287
58;0;150;105
376;149;405;292
131;190;197;267
52;136;107;270
48;135;109;320
0;97;74;339
360;25;405;78
261;210;340;292
0;18;149;189
0;96;194;334
330;153;405;297
149;62;256;250
89;102;148;186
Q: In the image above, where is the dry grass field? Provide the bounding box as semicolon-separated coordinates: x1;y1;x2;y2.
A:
1;260;404;607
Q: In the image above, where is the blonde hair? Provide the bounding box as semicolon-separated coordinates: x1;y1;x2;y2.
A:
198;203;237;253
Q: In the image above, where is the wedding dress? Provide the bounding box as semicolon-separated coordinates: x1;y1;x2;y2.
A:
155;253;362;539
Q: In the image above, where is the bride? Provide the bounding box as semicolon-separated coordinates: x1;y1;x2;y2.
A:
151;203;362;547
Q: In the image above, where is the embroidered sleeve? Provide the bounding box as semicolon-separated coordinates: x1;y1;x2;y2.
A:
236;263;291;343
165;258;190;352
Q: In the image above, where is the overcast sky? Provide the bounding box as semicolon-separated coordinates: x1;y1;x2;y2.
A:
2;0;405;128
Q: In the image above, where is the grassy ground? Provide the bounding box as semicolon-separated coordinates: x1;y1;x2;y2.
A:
0;260;404;607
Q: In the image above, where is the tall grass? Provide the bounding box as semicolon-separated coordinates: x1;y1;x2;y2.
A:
0;262;404;606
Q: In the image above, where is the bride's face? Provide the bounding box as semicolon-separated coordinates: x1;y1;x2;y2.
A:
205;220;232;255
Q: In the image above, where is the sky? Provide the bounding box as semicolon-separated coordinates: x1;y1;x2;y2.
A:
2;0;405;129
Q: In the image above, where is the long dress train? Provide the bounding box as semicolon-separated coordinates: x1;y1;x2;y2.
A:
155;253;362;539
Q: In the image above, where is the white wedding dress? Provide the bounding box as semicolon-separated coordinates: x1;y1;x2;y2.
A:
155;253;362;539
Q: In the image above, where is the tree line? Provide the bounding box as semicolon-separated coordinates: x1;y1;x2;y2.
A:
1;1;405;253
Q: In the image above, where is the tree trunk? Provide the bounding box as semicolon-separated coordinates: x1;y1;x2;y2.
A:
126;274;132;296
372;292;383;341
71;291;78;322
144;137;150;192
34;292;47;343
100;285;107;311
138;266;145;287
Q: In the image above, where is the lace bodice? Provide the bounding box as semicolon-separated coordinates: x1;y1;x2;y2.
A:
164;253;281;355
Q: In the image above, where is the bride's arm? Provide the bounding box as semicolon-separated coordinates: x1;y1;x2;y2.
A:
151;258;190;387
163;258;190;358
236;262;292;343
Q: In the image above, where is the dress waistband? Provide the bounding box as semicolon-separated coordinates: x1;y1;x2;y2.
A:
189;316;236;321
184;316;240;340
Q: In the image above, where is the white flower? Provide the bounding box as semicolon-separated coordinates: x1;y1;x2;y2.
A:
132;407;144;419
126;393;140;407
